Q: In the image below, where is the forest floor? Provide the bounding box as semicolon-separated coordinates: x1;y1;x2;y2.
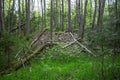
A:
0;32;120;80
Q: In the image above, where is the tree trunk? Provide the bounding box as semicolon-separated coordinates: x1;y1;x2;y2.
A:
91;0;97;30
97;0;106;31
50;0;53;41
18;0;21;36
9;0;15;32
0;0;5;32
76;0;81;30
41;0;44;30
26;0;30;38
67;0;72;32
61;0;64;31
78;0;88;39
44;0;46;28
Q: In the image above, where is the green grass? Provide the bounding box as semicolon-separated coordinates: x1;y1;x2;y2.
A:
0;45;120;80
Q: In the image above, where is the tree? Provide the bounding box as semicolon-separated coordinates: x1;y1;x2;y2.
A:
50;0;53;41
91;0;97;30
43;0;46;28
76;0;81;31
0;0;5;32
26;0;30;38
67;0;72;32
9;0;15;32
61;0;64;31
78;0;88;39
18;0;21;36
41;0;44;30
97;0;106;31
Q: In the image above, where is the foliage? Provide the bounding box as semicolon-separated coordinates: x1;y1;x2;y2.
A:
0;45;120;80
0;33;29;71
0;0;120;80
0;33;14;54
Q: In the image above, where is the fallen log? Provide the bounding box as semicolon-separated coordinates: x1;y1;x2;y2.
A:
63;32;96;57
30;28;48;48
0;43;54;75
62;38;80;48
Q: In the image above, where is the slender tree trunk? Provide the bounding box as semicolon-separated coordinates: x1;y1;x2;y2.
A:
67;0;72;32
18;0;21;36
81;0;83;14
55;0;58;28
59;0;61;29
76;0;81;30
115;0;118;31
91;0;97;30
41;0;44;30
0;0;5;32
9;0;15;32
50;0;53;41
61;0;64;31
26;0;30;38
78;0;88;39
97;0;106;31
44;0;46;28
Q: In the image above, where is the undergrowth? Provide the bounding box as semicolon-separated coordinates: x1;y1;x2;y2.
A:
0;33;31;71
0;44;120;80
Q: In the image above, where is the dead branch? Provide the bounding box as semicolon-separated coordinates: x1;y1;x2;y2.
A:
10;23;26;32
30;28;48;48
63;32;96;57
0;43;54;75
10;17;34;32
63;38;80;48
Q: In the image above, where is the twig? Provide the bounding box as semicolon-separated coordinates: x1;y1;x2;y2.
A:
15;47;23;58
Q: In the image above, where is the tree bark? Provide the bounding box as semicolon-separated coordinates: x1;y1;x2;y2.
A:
67;0;72;32
18;0;21;36
61;0;64;31
91;0;97;30
9;0;15;32
50;0;53;41
76;0;81;31
41;0;44;30
0;0;5;32
26;0;30;38
44;0;46;28
78;0;88;39
97;0;106;31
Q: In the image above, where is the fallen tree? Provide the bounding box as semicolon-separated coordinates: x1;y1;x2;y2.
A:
0;29;53;75
63;32;96;57
0;42;55;75
30;28;48;48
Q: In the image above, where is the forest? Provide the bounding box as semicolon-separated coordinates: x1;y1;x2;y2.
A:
0;0;120;80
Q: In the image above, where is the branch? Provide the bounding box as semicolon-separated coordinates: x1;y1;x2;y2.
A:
30;28;48;48
10;17;34;32
10;23;26;32
62;38;80;48
63;32;96;57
